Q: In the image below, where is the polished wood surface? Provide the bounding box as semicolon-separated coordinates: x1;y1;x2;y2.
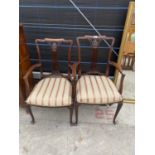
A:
19;24;33;107
115;2;135;74
115;2;135;102
117;2;135;67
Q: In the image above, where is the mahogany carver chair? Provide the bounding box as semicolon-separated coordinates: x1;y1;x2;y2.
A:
73;35;125;125
23;38;75;125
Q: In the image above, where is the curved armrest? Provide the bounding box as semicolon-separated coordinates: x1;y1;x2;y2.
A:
23;63;42;80
68;62;80;99
108;61;125;94
68;62;79;81
108;61;124;75
23;63;42;97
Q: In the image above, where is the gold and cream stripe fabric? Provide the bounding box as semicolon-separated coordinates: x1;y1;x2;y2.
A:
76;75;122;104
26;77;72;107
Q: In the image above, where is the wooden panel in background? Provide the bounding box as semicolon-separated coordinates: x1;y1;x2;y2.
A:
19;24;33;107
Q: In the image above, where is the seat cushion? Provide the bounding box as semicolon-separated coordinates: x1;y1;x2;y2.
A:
76;75;122;104
26;77;72;107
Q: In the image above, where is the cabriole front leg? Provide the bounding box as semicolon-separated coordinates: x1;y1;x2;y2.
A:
113;102;123;124
75;102;79;125
69;105;74;125
26;104;35;124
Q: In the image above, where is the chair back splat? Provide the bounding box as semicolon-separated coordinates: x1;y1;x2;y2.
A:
35;38;73;79
76;35;115;76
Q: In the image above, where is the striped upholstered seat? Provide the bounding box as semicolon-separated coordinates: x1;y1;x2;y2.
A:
26;77;72;107
76;75;122;104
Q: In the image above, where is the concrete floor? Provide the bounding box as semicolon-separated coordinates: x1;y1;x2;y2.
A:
19;103;134;155
19;71;135;155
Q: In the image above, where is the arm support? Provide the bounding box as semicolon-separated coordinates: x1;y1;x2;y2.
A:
68;62;79;81
68;63;80;99
108;61;125;94
23;63;42;97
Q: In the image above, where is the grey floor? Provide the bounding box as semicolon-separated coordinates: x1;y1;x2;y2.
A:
19;71;135;155
19;103;134;155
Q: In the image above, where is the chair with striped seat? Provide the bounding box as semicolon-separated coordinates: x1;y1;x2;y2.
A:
23;38;75;125
74;35;125;124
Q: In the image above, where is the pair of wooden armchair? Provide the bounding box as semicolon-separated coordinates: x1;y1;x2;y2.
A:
23;36;125;125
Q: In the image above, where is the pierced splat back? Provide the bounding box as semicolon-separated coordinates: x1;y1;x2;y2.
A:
35;38;73;78
76;35;115;76
87;36;101;71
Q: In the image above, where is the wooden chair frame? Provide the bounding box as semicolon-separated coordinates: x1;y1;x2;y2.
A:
73;35;125;124
23;38;76;125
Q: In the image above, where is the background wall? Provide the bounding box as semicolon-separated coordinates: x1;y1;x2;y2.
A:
19;0;131;73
